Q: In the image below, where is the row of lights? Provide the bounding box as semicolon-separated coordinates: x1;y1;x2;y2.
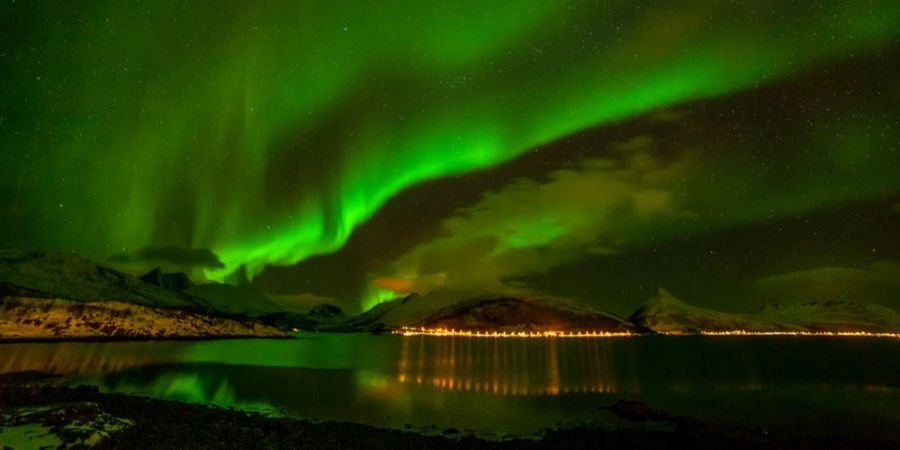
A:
393;327;900;339
697;330;900;338
393;327;634;338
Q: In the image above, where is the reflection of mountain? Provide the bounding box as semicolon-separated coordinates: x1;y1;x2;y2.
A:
333;289;635;333
0;341;182;376
630;288;900;334
395;335;617;396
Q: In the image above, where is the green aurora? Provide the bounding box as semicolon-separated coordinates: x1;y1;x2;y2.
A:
2;1;900;311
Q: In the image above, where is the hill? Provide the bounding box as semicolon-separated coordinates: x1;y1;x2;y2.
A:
629;288;900;334
0;251;284;340
0;251;211;311
331;289;636;333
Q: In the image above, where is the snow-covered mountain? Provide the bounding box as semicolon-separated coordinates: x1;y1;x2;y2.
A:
629;288;900;334
756;300;900;333
628;289;793;333
0;251;284;340
0;251;212;311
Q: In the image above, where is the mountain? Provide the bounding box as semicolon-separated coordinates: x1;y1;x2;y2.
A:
755;300;900;333
0;297;284;340
257;304;346;332
418;296;635;332
628;289;791;333
135;267;290;318
0;251;212;311
186;283;284;317
307;303;345;321
629;288;900;334
331;289;636;333
134;269;347;331
0;251;284;340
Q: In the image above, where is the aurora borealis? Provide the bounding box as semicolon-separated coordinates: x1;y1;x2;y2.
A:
2;2;899;313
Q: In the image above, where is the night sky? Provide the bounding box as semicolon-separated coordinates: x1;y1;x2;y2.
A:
2;2;899;314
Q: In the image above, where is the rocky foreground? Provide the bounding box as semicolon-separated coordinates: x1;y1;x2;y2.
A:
1;372;894;450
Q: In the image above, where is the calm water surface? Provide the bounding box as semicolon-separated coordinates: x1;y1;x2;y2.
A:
2;334;899;439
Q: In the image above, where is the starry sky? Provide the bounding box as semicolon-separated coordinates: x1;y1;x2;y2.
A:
2;1;899;313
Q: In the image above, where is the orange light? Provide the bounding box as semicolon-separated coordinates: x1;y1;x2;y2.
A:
392;326;634;338
392;326;900;339
696;330;900;338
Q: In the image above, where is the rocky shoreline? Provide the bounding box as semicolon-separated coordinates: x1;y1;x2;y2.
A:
1;372;895;450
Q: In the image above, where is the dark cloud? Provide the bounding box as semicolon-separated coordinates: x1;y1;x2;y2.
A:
374;136;693;296
110;246;224;269
521;195;900;315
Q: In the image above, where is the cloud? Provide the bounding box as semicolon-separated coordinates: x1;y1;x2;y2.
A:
110;246;224;269
374;135;694;295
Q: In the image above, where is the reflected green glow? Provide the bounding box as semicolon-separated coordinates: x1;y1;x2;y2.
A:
94;371;279;414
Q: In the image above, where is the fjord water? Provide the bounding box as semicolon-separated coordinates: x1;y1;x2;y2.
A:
2;334;899;440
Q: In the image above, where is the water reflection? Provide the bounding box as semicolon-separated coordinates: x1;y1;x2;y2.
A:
1;335;900;439
396;336;618;395
0;341;183;376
